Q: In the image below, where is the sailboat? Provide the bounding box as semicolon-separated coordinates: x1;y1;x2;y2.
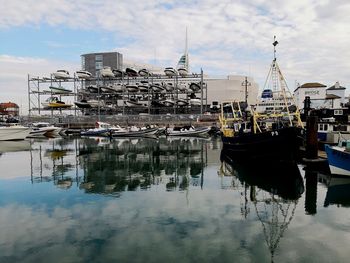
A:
177;28;189;77
219;37;304;160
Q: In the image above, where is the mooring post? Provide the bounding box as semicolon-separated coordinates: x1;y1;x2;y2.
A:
306;114;318;159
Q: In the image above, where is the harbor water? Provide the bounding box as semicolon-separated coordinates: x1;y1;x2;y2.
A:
1;137;350;263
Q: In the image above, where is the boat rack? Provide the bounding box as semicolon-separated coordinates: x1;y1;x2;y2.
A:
28;71;207;117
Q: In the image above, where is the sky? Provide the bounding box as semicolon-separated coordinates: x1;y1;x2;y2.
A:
1;0;350;111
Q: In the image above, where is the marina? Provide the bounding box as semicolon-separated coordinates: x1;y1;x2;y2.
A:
1;2;350;261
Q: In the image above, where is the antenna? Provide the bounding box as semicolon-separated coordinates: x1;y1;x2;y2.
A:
273;36;278;61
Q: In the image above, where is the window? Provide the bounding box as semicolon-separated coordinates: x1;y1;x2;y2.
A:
81;57;85;70
334;110;343;115
95;54;103;61
95;61;103;70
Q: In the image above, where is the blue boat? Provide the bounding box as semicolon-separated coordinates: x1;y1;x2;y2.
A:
325;141;350;176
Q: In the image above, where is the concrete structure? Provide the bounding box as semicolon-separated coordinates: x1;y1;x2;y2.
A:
206;75;259;106
81;52;123;77
294;82;327;109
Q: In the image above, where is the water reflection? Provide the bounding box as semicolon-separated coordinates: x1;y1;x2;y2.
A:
29;137;209;194
219;149;304;262
318;174;350;207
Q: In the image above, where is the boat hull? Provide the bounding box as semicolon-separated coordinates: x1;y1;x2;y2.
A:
221;126;303;160
166;127;210;137
325;145;350;176
112;127;159;137
0;126;31;141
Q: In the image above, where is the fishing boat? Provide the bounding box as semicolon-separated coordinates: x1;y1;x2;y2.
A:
41;97;72;109
100;66;115;78
165;125;210;137
219;37;304;160
325;140;350;176
76;70;92;79
49;86;72;94
164;67;177;77
126;67;138;77
0;125;31;141
52;70;70;80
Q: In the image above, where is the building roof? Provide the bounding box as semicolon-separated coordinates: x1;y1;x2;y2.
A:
0;102;19;108
325;94;341;99
294;82;327;92
327;85;346;90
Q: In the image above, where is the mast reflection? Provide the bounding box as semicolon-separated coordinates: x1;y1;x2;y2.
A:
220;149;304;262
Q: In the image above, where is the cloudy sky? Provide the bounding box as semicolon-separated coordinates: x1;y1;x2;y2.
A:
0;0;349;109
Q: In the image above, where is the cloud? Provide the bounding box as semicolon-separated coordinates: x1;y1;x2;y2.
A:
0;0;349;106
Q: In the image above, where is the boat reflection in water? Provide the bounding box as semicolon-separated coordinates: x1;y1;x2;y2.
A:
219;149;304;263
30;137;209;194
318;174;350;208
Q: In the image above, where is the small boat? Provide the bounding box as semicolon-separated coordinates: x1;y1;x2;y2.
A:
100;66;115;78
125;67;138;77
325;140;350;176
0;125;31;141
28;122;62;138
164;67;177;77
86;85;99;93
177;83;188;92
100;85;117;93
52;70;70;80
126;84;139;92
88;99;104;108
162;99;175;107
177;68;188;77
138;68;151;77
165;125;210;137
81;122;124;137
124;98;148;107
164;82;174;92
111;83;124;92
151;83;164;92
138;84;149;92
189;82;201;92
74;99;92;109
177;99;188;106
41;97;72;109
49;86;72;94
111;126;159;137
76;70;92;79
112;68;124;77
189;98;201;106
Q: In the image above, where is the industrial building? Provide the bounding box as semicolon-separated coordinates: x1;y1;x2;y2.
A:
81;52;123;77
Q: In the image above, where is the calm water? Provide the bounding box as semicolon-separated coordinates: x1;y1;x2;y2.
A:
0;137;350;263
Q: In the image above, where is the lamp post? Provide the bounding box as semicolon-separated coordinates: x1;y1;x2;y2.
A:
241;76;251;105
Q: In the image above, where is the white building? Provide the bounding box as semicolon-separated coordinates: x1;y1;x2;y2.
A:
204;75;259;106
294;81;348;110
293;82;327;109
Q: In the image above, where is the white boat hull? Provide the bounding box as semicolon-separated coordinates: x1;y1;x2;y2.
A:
0;126;31;141
52;72;70;79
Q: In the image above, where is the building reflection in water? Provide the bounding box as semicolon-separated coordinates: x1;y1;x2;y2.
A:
29;137;211;194
219;149;305;263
